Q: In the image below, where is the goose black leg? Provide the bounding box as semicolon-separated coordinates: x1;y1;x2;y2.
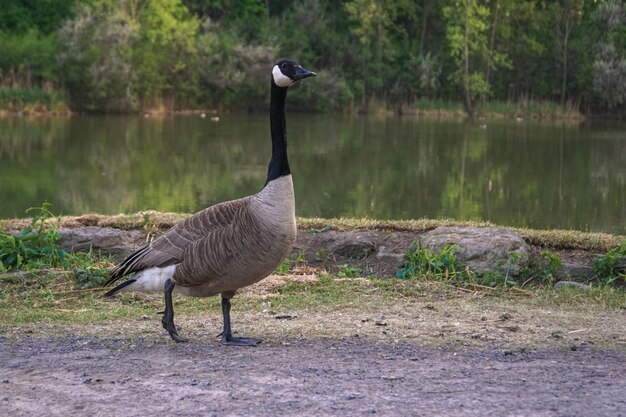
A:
160;279;187;343
220;297;261;347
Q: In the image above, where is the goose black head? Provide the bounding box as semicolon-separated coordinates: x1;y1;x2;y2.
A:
272;59;316;88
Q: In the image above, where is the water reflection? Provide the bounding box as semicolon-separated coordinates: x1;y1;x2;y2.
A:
0;115;624;234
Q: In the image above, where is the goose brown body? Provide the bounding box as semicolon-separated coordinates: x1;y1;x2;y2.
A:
110;175;296;298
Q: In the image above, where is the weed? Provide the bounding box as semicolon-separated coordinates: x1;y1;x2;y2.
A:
0;202;68;271
0;203;109;278
536;250;563;286
396;241;571;291
336;264;361;278
396;241;463;280
592;240;626;285
74;265;110;289
479;252;526;288
275;260;291;275
274;252;308;275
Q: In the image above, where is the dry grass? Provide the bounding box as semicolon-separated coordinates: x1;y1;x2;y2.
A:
1;272;624;350
2;212;624;252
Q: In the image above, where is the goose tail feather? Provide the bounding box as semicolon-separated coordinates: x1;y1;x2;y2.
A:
104;265;178;296
104;279;137;297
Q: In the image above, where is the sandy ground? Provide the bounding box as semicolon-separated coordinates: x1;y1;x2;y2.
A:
1;335;625;417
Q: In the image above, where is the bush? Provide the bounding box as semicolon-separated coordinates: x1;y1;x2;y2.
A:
593;240;626;285
0;202;68;271
396;241;463;280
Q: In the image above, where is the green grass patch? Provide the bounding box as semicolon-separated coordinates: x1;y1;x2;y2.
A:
478;99;581;120
1;270;623;328
0;87;69;113
412;98;465;113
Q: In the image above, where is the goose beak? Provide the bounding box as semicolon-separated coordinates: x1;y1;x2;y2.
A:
293;66;316;81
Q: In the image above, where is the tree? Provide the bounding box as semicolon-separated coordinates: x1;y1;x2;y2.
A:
58;4;137;111
553;0;584;105
591;0;626;109
443;0;493;116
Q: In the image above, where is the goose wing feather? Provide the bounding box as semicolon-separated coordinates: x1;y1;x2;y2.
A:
107;198;247;285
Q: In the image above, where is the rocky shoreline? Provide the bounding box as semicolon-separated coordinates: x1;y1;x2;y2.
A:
55;223;616;285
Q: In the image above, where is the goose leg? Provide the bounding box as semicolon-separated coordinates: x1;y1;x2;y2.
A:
160;279;188;343
220;297;261;347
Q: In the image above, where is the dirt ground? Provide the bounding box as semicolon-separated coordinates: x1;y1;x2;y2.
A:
0;335;624;417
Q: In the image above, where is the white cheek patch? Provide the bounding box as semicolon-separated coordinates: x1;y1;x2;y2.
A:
272;65;293;87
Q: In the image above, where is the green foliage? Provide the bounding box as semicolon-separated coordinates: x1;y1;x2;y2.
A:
74;263;110;289
336;264;361;278
274;252;307;275
0;29;59;84
0;0;624;114
592;240;626;285
538;250;563;285
396;242;463;280
397;241;569;290
0;203;109;281
0;87;67;112
590;1;626;109
0;202;68;271
0;0;77;34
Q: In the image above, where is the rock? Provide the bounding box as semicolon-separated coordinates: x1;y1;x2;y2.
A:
58;227;147;261
559;262;594;280
554;280;591;290
331;236;376;259
419;226;531;276
376;246;406;269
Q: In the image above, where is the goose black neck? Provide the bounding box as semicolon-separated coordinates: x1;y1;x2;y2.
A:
265;81;290;185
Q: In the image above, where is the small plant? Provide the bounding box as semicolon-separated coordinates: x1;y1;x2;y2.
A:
0;202;68;271
396;241;463;279
274;259;291;275
539;250;563;285
484;252;524;287
592;240;626;285
274;252;308;275
74;266;110;289
336;264;361;278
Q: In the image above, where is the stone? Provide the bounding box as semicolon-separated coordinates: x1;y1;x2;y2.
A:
559;262;594;280
58;227;147;261
419;226;531;276
375;246;406;269
554;280;591;290
331;236;376;259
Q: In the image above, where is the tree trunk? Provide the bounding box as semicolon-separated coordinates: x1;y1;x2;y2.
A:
419;0;430;55
560;13;571;106
463;5;474;117
485;0;500;88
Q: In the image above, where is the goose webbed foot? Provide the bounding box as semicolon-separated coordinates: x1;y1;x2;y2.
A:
161;279;188;343
220;335;261;347
220;297;261;347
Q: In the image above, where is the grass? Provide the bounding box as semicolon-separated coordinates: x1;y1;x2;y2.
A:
1;270;624;349
410;98;466;116
0;210;624;348
405;97;582;121
0;87;70;114
3;213;623;252
478;98;582;121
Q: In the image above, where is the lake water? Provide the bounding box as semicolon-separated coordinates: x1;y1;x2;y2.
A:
0;114;625;234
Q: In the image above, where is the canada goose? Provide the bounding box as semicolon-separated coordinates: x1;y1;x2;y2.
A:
104;59;316;346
